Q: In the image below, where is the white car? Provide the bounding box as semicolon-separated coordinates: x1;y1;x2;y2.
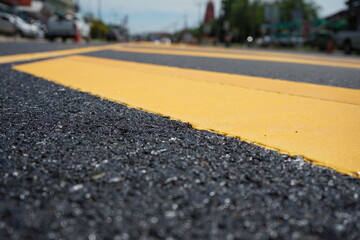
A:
0;13;42;38
46;14;91;42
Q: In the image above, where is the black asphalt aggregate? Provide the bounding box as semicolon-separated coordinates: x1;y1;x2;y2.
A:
83;50;360;89
0;44;360;240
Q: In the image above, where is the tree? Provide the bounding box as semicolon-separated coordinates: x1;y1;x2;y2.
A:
228;0;264;41
90;20;110;39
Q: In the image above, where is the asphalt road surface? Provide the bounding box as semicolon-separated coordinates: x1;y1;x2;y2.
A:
0;42;359;240
0;42;103;56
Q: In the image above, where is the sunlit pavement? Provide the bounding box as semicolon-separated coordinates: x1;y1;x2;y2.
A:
1;42;359;240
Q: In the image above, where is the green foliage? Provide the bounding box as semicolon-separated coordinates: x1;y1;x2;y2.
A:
90;20;110;39
199;20;218;38
227;0;265;41
222;0;236;17
229;0;250;38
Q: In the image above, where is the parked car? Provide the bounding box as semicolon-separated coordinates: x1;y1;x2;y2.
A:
336;30;360;54
107;29;121;42
46;14;90;42
0;13;42;38
308;31;334;51
255;35;272;47
31;20;46;38
0;13;17;35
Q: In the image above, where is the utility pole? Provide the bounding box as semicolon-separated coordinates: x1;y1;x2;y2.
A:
183;14;188;30
97;0;102;39
251;0;257;38
88;0;92;15
173;22;178;34
97;0;102;20
196;1;202;26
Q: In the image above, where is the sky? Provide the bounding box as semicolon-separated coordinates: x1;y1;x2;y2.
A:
77;0;347;34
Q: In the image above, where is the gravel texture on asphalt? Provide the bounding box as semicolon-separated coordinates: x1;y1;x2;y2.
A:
0;42;105;56
1;62;359;240
83;50;360;89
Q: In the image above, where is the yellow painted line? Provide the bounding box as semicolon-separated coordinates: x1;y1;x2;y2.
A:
68;55;359;105
112;45;360;70
13;55;360;177
0;44;121;64
124;42;360;65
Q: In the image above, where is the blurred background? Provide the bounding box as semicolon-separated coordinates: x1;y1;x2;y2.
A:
0;0;359;54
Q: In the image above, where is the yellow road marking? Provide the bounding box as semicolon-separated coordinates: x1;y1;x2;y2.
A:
112;46;360;69
124;42;360;65
14;55;360;177
67;56;359;105
0;44;121;64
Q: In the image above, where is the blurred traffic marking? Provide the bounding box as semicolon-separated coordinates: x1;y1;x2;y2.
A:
0;44;120;64
125;42;360;65
112;45;360;70
14;55;360;177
